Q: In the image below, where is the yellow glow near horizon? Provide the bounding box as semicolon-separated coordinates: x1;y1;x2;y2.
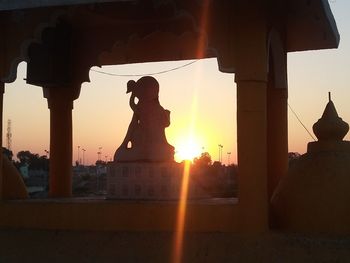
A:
4;3;347;167
172;1;210;262
175;137;202;162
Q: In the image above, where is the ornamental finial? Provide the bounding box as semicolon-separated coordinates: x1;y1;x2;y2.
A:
313;94;349;141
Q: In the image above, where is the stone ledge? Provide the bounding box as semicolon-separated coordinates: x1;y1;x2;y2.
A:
0;198;238;232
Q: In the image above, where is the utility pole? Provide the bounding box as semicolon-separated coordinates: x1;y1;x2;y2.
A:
218;144;223;163
82;148;86;166
218;145;220;162
222;145;224;162
97;147;102;162
77;145;80;165
6;119;12;151
96;148;102;193
227;152;231;165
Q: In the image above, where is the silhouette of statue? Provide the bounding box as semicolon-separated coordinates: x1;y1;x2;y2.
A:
114;76;174;162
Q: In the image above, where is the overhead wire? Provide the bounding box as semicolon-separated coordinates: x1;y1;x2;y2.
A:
90;60;198;77
288;103;316;141
91;59;315;142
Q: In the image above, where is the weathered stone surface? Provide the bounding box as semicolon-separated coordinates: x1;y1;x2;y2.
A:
1;229;350;263
2;155;28;199
272;97;350;234
272;151;350;234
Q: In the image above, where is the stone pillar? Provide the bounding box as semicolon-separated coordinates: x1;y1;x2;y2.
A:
0;27;4;200
267;30;289;200
236;81;268;233
267;87;288;199
234;10;269;233
0;82;4;200
44;87;74;198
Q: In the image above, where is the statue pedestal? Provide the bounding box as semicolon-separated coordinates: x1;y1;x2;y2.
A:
107;161;209;200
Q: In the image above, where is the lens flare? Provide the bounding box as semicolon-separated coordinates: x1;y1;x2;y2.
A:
175;138;202;161
172;160;191;263
172;1;210;262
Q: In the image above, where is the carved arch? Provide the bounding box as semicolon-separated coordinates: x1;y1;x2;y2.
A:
1;9;70;83
2;1;220;88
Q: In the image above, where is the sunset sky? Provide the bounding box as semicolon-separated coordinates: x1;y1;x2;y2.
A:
2;1;350;165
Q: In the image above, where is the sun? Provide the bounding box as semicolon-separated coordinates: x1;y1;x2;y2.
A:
175;138;202;161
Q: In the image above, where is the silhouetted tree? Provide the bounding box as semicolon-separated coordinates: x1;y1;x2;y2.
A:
16;150;49;171
193;152;212;167
17;150;36;164
95;160;106;166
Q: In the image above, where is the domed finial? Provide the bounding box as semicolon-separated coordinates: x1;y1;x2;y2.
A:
313;93;349;141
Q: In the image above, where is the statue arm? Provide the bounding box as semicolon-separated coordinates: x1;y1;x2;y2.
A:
129;93;137;111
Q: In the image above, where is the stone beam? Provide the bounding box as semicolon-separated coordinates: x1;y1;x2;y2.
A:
0;0;130;11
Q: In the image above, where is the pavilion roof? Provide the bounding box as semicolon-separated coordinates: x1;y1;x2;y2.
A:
0;0;122;11
0;0;339;82
0;0;339;53
287;0;339;51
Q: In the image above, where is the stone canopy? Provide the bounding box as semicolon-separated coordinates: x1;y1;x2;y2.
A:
0;0;341;234
0;0;339;85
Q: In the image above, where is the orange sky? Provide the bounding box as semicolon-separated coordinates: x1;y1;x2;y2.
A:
2;1;350;165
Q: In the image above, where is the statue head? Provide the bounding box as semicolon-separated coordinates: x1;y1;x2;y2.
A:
127;76;159;101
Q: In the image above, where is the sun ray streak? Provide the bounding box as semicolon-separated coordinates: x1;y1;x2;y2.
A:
172;161;191;263
172;1;210;262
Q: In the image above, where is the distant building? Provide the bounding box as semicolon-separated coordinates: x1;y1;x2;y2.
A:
190;163;238;198
25;168;49;196
19;164;29;179
107;162;209;200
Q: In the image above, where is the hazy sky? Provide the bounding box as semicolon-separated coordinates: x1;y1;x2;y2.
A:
3;1;349;165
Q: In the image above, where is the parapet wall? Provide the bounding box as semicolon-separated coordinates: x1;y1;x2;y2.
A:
0;229;349;263
0;198;238;232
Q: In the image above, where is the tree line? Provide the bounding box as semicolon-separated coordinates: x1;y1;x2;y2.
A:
3;148;49;171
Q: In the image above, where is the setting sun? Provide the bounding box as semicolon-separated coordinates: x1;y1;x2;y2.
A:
175;138;202;161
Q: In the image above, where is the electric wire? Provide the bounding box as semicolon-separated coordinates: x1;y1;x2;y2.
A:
91;60;315;142
90;60;198;77
288;103;316;141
